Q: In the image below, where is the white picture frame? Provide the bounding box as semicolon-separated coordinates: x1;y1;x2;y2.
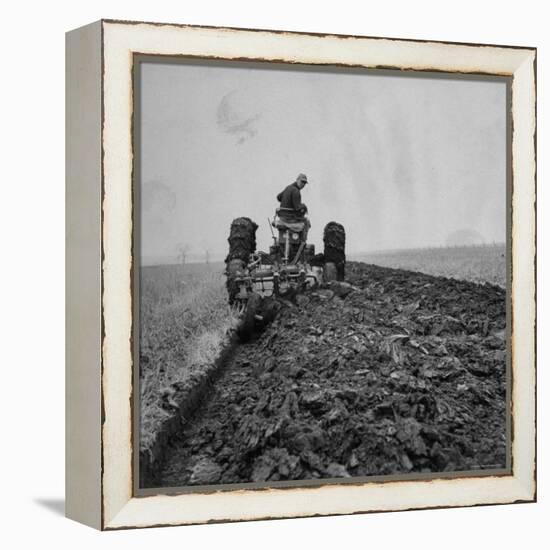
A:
66;19;536;530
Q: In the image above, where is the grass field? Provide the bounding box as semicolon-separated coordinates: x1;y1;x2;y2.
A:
352;244;506;288
139;262;238;453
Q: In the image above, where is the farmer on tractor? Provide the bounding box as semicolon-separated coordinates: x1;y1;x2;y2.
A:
225;173;345;340
276;173;311;241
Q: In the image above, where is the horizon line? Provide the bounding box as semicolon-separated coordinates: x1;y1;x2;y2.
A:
141;241;506;267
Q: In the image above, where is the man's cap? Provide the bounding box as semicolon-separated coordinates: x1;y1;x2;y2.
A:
297;173;308;184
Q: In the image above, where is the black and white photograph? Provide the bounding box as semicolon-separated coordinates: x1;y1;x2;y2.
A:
136;57;510;490
4;0;544;540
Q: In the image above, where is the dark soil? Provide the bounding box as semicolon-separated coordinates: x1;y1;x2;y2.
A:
159;261;507;487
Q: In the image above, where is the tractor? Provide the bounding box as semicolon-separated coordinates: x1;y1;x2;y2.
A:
225;210;346;340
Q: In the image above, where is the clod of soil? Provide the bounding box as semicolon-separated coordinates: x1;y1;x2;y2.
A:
158;261;507;488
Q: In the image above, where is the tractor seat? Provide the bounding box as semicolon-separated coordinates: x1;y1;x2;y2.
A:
273;216;305;233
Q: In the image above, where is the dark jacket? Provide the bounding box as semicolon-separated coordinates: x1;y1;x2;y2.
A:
277;182;307;214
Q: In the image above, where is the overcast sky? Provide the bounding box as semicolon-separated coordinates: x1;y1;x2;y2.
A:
139;60;507;265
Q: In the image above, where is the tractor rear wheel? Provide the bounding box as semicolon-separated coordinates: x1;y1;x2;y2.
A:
225;217;257;303
323;222;346;281
226;217;258;264
238;292;261;342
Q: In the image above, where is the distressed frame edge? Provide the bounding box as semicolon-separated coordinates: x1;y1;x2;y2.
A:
509;49;537;502
99;20;536;530
102;17;538;53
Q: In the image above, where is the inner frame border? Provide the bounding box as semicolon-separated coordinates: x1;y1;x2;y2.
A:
130;54;513;498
